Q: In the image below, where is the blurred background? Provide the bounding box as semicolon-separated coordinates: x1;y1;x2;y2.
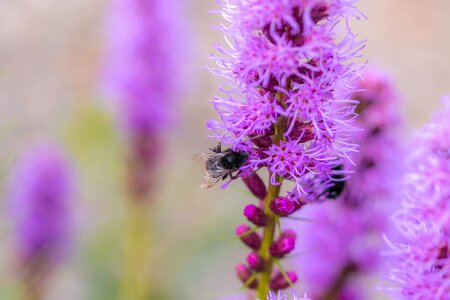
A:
0;0;449;299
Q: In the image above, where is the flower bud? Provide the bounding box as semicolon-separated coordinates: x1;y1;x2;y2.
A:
235;224;262;250
235;264;258;289
244;204;267;227
270;197;304;216
247;252;265;272
242;172;267;200
270;271;298;290
270;230;296;258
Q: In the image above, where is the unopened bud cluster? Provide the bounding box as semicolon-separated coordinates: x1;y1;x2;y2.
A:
235;173;302;290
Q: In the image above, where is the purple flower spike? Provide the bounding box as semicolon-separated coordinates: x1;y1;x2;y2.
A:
270;271;298;291
387;97;450;298
299;69;403;298
270;230;296;258
205;0;365;296
242;172;267;200
270;197;305;217
236;264;258;289
247;252;265;272
208;0;365;202
236;224;262;250
9;144;74;264
103;0;185;136
244;204;268;227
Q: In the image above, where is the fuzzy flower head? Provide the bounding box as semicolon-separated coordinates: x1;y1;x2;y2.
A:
209;0;364;201
388;97;450;298
9;144;74;264
102;0;184;137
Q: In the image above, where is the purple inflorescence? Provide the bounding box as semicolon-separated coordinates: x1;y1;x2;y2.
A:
387;97;450;299
103;0;183;136
209;0;364;200
9;144;74;265
102;0;185;201
298;69;403;298
208;0;365;295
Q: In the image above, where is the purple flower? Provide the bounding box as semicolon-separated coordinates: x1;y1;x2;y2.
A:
297;69;402;298
102;0;184;136
206;1;365;297
9;144;74;264
102;0;186;200
387;97;450;299
209;0;365;200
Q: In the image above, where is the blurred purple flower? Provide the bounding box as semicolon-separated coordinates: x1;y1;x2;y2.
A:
298;69;402;299
102;0;184;136
387;97;450;299
102;0;186;200
10;144;74;265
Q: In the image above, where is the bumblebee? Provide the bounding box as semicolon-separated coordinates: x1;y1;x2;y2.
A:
193;143;248;188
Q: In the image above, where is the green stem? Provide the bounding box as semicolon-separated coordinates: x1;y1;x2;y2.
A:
256;117;285;299
119;200;152;300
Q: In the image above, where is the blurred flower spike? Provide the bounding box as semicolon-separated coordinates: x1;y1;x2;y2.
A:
387;97;450;299
102;0;187;201
9;143;74;298
300;69;403;299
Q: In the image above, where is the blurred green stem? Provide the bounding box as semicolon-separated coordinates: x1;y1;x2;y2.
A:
119;199;152;300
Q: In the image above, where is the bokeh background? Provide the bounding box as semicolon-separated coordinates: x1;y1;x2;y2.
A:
0;0;449;299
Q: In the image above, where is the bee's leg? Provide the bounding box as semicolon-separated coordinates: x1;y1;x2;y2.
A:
222;173;229;180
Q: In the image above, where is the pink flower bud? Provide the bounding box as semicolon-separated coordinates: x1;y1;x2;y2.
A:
242;172;267;200
247;252;265;272
270;197;304;216
270;271;298;290
235;264;258;289
270;230;296;258
244;204;268;227
236;224;262;250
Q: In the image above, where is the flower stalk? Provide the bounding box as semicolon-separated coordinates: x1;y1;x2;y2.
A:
208;1;365;298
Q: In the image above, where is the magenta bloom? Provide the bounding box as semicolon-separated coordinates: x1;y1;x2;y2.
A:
102;0;183;136
209;0;365;200
387;97;450;299
207;1;365;297
297;69;402;298
9;144;74;264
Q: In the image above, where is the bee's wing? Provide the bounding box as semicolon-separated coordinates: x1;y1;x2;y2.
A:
200;171;222;188
191;153;212;166
192;152;226;189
